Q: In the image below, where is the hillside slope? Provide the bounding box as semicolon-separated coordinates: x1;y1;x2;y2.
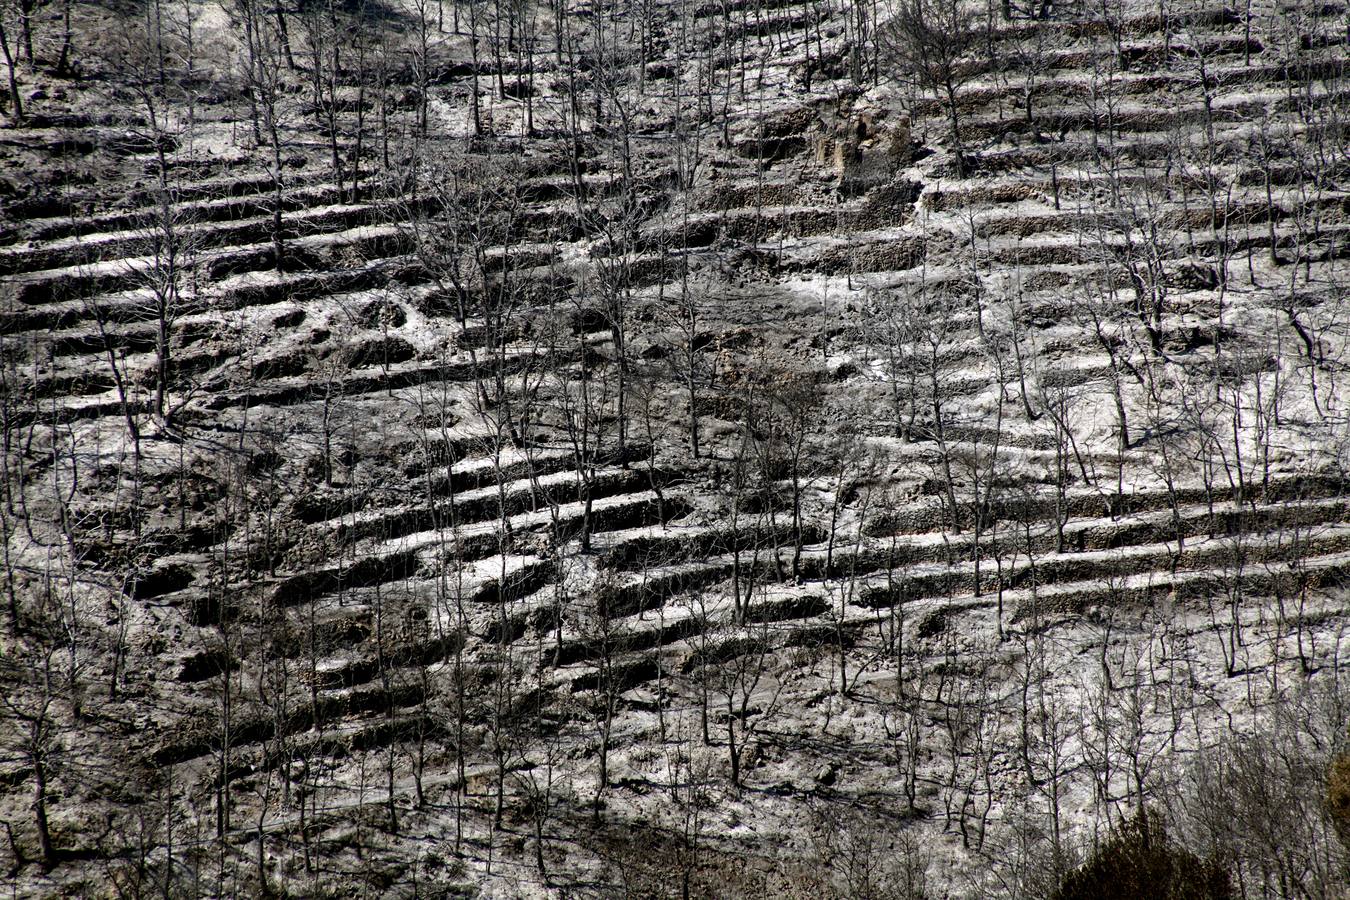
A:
1;0;1348;895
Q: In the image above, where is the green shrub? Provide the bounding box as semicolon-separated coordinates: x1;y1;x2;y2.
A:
1053;811;1231;900
1329;752;1350;850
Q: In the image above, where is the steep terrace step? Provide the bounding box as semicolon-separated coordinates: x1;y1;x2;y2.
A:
866;471;1346;536
7;173;347;247
295;443;651;527
295;449;576;526
198;346;568;413
152;682;432;768
999;549;1350;620
544;587;833;676
214;257;425;312
293;632;465;691
1;257;418;343
555;540;1350;703
8;168;337;238
0;194;381;277
512;506;1350;659
4;220;407;307
592;520;829;571
836;522;1350;611
333;465;661;543
374;490;690;566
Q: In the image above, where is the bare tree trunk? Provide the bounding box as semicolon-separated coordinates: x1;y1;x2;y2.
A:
0;17;23;124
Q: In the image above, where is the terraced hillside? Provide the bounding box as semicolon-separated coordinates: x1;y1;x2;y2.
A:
2;0;1349;895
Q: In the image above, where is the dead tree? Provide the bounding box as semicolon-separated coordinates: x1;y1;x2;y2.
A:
0;624;61;868
0;1;22;123
879;0;984;176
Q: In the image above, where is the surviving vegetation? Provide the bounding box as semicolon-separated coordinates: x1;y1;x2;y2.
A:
0;0;1348;894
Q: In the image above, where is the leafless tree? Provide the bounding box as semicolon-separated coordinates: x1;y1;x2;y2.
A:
0;0;23;123
880;0;985;176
